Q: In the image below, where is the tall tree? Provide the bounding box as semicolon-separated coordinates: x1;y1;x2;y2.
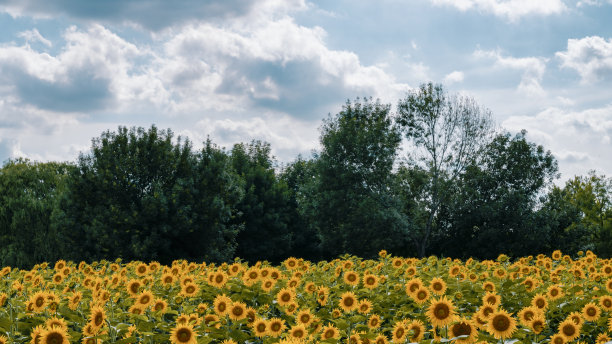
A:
230;141;293;263
55;126;243;263
397;82;494;256
0;159;73;268
315;98;408;258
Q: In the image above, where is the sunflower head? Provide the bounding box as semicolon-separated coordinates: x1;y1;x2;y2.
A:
213;294;232;316
427;296;456;327
487;309;517;339
267;318;285;337
252;318;268;337
41;326;70;344
582;302;601;321
339;291;359;312
228;302;247;321
90;306;106;329
450;318;477;344
558;319;580;342
407;319;426;342
530;315;546;334
170;324;197;344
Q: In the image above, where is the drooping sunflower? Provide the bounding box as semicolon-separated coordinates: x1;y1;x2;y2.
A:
339;291;359;312
228;301;247;321
170;324;197;344
582;302;601;321
40;326;70;344
213;294;232;316
276;288;295;307
89;306;106;329
320;325;340;340
407;319;426;342
558;319;580;342
251;318;268;338
449;318;478;344
343;270;360;286
487;309;517;340
267;318;286;337
426;296;457;327
429;277;447;296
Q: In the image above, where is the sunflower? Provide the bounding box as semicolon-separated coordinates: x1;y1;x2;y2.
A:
30;291;47;313
135;290;154;308
407;319;426;342
128;304;144;315
518;306;541;327
558;319;580;342
450;318;478;344
267;318;285;337
487;309;517;340
412;287;430;305
599;295;612;311
344;270;360;286
568;311;584;327
368;314;382;329
228;301;247;321
597;333;611;344
550;333;565;344
429;277;447;295
339;291;359;312
46;317;68;331
405;278;424;296
152;298;168;313
30;325;45;344
161;273;175;286
276;288;295;307
296;309;314;326
374;334;388;344
426;296;456;327
213;294;232;316
284;301;298;315
90;306;106;329
482;292;501;307
582;302;601;321
251;318;268;337
126;279;142;297
482;281;496;292
529;315;546;334
316;286;329;306
204;314;221;329
284;257;299;270
531;293;548;310
135;262;148;276
289;325;308;340
358;299;373;314
321;325;340;340
363;274;379;289
392;321;408;343
81;337;102;344
210;271;228;288
170;324;197;344
547;285;564;300
181;282;199;297
260;279;276;292
40;326;70;344
477;304;496;321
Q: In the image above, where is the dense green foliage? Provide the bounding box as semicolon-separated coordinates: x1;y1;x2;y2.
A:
1;83;611;268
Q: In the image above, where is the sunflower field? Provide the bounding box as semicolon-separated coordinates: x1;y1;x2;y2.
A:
1;250;612;344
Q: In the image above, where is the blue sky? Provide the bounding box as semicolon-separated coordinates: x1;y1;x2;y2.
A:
0;0;611;182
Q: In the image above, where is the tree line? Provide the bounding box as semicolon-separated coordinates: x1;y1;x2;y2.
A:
1;83;610;268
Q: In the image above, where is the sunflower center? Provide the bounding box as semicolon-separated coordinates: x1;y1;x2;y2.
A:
395;328;405;338
215;275;223;283
271;323;281;331
324;329;334;338
186;286;195;294
371;318;379;327
94;314;103;326
344;298;355;307
257;323;266;332
536;299;545;308
411;325;421;338
553;336;563;344
418;291;427;299
562;324;575;336
452;322;471;336
232;307;243;316
433;283;442;290
47;333;63;344
435;304;450;319
300;315;310;323
524;311;534;321
177;328;191;342
35;297;45;307
348;274;357;282
281;293;291;302
367;277;375;285
293;329;304;338
140;296;150;304
587;308;596;316
492;314;510;331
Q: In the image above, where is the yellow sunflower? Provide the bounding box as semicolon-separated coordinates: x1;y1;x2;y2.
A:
358;299;373;314
550;333;565;344
321;325;340;340
267;318;285;337
558;319;580;342
531;293;548;310
251;318;268;338
228;301;247;321
546;285;564;300
426;296;456;327
487;309;517;340
40;326;70;344
363;274;379;289
368;314;382;329
405;278;424;296
46;317;68;332
339;291;359;312
136;290;154;308
89;306;106;329
529;315;546;334
429;277;447;295
568;311;584;327
276;288;295;307
30;291;47;313
450;318;478;344
582;302;601;321
344;270;360;286
597;333;611;344
126;279;142;297
482;292;501;307
374;334;388;344
170;324;197;344
213;294;232;316
391;321;408;343
296;309;314;327
517;306;541;327
599;295;612;311
210;271;228;288
30;325;45;344
289;325;308;340
152;298;168;313
407;319;426;342
522;277;538;292
180;282;199;297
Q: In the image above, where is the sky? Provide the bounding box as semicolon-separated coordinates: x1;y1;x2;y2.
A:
0;0;611;182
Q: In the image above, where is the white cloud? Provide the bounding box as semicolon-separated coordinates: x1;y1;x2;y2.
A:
443;70;464;84
556;36;612;84
475;49;548;97
429;0;566;21
503;106;612;180
17;28;51;47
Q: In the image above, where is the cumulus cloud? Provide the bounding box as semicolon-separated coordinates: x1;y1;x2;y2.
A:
556;36;612;83
0;0;307;30
17;28;51;47
429;0;566;21
475;49;548;97
503;106;612;180
443;70;464;84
